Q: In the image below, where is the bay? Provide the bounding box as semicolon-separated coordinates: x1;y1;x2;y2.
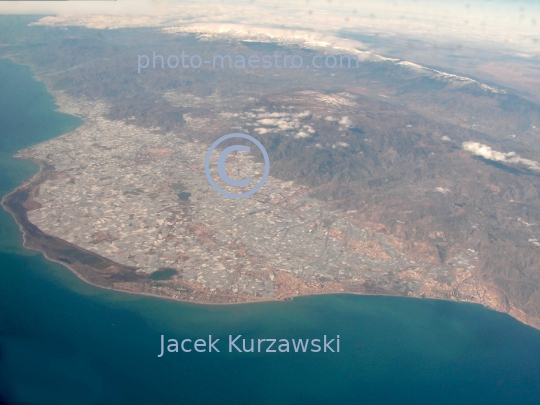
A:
0;58;539;405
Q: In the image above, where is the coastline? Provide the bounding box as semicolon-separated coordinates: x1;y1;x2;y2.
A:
0;58;537;330
2;166;540;332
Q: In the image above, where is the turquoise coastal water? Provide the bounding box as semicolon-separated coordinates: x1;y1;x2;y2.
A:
0;58;539;405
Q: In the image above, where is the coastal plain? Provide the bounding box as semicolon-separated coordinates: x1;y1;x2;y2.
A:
6;93;493;309
2;26;540;330
2;11;540;405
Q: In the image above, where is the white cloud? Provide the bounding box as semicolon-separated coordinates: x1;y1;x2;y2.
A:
295;111;311;118
258;118;280;126
278;120;298;131
339;116;353;127
24;2;531;99
462;141;540;171
435;187;450;194
26;0;540;58
294;131;310;139
0;1;153;16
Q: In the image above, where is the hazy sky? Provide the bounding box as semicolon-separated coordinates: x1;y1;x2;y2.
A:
1;0;538;58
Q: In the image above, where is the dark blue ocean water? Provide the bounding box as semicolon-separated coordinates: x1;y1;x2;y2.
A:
0;58;539;405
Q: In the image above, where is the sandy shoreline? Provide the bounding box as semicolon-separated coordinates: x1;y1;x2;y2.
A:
3;169;539;332
0;66;538;329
